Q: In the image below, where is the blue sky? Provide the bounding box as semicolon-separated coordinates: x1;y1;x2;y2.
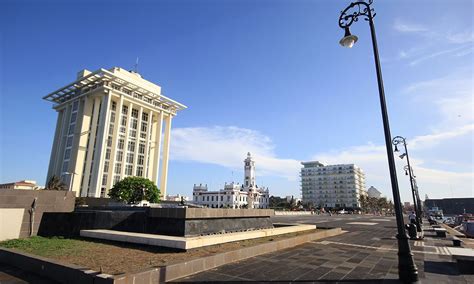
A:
1;0;472;202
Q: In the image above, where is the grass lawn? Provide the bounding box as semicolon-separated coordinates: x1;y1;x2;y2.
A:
0;229;320;275
0;236;91;258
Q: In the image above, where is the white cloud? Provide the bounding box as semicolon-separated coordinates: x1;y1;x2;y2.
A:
403;73;473;128
408;45;472;66
170;125;473;201
170;126;301;181
393;19;427;33
410;124;474;149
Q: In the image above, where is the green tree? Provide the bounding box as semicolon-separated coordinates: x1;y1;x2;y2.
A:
108;177;160;204
45;175;67;191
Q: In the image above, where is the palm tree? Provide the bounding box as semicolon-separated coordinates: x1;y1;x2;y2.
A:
46;175;67;191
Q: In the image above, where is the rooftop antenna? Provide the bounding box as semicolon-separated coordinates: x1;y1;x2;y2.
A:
134;57;139;73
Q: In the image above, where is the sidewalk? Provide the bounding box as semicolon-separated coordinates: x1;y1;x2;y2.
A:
176;217;474;282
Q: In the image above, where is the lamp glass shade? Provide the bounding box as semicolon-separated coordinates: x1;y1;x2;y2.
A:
339;34;358;48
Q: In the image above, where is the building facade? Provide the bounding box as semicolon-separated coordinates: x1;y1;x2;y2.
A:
44;67;186;198
367;186;382;198
301;161;366;209
192;153;270;209
0;180;43;190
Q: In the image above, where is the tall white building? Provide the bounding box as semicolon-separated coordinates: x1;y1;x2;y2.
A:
301;161;366;209
192;153;270;209
44;67;186;198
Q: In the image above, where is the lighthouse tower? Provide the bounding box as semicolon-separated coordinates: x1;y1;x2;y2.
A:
244;152;256;188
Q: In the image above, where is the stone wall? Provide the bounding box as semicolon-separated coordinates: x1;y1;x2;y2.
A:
0;189;75;240
40;208;275;237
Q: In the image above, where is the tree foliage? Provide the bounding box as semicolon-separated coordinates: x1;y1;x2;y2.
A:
45;175;67;191
108;177;160;204
359;195;393;213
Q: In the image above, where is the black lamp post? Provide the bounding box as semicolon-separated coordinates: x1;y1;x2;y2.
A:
393;136;423;234
338;1;418;282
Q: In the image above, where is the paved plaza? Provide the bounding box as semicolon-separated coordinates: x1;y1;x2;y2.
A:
176;214;474;283
1;214;473;283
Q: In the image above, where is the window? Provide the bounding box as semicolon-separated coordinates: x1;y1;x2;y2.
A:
114;163;122;174
72;100;79;111
118;139;124;150
68;124;75;135
102;174;108;186
121;116;127;126
70;112;77;123
108;124;114;136
62;161;69;173
107;136;113;147
128;141;135;152
126;153;134;164
113;175;121;185
131;118;137;129
136;166;143;177
116;151;123;162
139;143;145;154
142;112;148;122
122;105;128;115
141;122;147;133
137;155;144;165
100;188;106;198
111;101;117;111
129;129;137;138
64;149;71;160
66;136;73;148
125;165;133;175
131;109;139;118
101;161;110;175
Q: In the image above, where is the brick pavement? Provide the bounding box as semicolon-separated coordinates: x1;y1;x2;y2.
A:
176;215;474;283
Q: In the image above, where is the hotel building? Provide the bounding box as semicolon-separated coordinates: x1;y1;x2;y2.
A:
44;67;186;198
301;161;366;209
192;153;270;209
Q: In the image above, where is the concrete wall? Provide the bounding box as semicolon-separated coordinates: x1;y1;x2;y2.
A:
0;189;75;241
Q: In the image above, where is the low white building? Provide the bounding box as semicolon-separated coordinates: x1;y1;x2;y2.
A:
165;194;189;202
192;153;270;209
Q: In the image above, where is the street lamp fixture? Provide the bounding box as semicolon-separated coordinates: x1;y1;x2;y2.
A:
339;27;358;48
392;136;423;235
338;1;418;282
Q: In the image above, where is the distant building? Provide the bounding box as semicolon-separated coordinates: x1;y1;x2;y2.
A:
367;186;382;198
165;194;189;202
286;195;301;205
43;67;186;198
301;161;366;209
192;153;270;209
0;180;43;190
425;198;474;215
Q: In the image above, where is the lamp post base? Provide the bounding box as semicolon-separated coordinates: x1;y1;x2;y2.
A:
397;233;419;283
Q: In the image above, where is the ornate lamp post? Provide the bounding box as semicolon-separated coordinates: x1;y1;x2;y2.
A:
338;1;418;282
393;136;423;234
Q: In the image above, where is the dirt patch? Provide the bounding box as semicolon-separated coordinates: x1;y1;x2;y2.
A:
1;229;321;275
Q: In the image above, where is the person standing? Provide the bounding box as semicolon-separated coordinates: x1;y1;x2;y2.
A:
409;211;417;224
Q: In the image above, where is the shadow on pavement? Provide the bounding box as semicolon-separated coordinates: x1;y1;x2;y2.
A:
0;264;59;284
424;260;460;276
